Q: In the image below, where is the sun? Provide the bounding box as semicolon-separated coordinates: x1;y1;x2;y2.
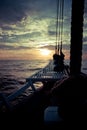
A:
39;49;51;56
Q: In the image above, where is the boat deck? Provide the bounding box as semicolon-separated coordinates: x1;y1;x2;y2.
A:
26;60;67;81
0;60;69;110
26;60;68;90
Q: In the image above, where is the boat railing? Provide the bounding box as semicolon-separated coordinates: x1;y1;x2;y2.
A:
0;60;69;110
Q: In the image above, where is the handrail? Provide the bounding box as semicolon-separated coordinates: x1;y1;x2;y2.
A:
0;60;69;110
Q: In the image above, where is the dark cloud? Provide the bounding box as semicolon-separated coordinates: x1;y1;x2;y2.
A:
84;0;87;13
1;25;15;30
0;42;70;51
84;22;87;28
0;0;57;24
0;0;72;24
0;43;32;50
48;31;56;36
83;36;87;43
0;34;20;43
40;45;54;50
0;0;29;24
0;0;72;27
83;44;87;51
0;31;41;43
0;0;74;51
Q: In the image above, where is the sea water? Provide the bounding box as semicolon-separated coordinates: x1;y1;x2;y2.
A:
0;55;87;105
0;59;49;99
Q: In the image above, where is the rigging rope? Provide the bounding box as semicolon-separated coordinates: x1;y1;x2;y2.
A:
60;0;64;52
53;0;65;72
56;0;59;54
55;0;64;54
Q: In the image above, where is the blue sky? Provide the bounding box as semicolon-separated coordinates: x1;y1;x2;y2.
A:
0;0;87;60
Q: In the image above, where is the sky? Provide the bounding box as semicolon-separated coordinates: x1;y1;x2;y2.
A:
0;0;87;60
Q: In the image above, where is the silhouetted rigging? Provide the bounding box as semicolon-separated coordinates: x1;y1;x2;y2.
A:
53;0;65;72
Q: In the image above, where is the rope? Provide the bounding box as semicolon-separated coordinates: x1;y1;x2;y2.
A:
60;0;64;52
56;0;59;54
58;0;61;53
55;0;64;54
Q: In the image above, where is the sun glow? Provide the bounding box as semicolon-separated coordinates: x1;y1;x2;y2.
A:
39;49;51;56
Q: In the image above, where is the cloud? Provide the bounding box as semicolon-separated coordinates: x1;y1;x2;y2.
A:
0;0;73;52
0;43;32;50
40;44;70;50
0;0;33;24
0;0;57;24
84;0;87;15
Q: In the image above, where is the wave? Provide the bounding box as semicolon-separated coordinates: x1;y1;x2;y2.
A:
0;59;87;104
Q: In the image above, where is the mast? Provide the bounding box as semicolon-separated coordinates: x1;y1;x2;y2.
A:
70;0;85;75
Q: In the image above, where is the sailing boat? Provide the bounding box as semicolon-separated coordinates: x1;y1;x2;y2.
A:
44;0;87;128
0;0;87;129
0;0;69;113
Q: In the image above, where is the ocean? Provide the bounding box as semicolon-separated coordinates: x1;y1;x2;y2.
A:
0;52;87;106
0;59;50;103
